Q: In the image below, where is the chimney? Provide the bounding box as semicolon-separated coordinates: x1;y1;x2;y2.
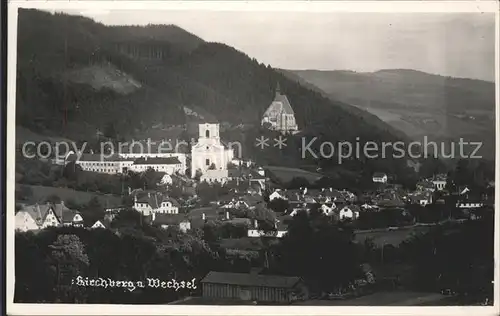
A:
152;212;156;221
202;213;206;220
128;187;132;195
254;219;258;229
226;211;230;220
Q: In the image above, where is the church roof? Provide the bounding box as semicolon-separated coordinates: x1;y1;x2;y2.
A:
264;92;295;116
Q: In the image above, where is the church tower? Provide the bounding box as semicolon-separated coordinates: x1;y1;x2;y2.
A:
261;82;298;134
190;123;234;179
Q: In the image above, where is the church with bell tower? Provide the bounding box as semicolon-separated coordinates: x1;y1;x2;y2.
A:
261;82;298;134
190;123;234;179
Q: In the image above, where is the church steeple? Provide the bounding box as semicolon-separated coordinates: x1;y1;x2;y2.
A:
275;82;281;98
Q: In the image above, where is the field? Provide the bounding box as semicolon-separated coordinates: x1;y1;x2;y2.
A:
264;165;323;184
16;184;122;207
354;226;430;247
295;291;450;306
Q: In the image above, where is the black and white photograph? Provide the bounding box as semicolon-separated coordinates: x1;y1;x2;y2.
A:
6;1;499;314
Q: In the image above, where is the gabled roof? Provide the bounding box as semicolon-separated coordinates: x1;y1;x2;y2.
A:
201;271;301;288
373;172;387;178
136;192;180;209
153;214;189;225
93;218;111;228
241;195;264;207
264;91;296;117
341;205;361;213
20;202;81;225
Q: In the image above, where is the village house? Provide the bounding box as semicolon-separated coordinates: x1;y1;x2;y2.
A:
200;270;308;303
432;179;447;191
339;205;361;220
269;189;287;201
226;168;267;190
288;202;316;216
372;172;388;184
410;192;433;206
456;200;484;209
67;149;188;175
15;201;84;232
150;213;191;232
91;219;111;229
455;187;484;208
320;202;336;215
231;158;254;168
67;153;134;174
261;83;299;134
133;192;180;216
416;180;436;193
15;210;40;232
247;218;288;238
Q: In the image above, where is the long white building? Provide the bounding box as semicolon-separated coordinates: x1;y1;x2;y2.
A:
67;152;186;175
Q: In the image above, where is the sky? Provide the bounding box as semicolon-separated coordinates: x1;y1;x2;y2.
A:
60;9;495;81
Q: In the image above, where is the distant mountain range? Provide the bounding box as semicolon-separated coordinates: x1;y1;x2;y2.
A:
284;69;496;159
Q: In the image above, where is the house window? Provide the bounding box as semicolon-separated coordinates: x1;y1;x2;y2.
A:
205;130;210;138
206;159;210;166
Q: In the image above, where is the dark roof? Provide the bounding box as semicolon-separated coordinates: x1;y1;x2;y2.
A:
201;271;301;288
225;218;252;226
153;214;189;225
73;153;130;162
133;157;181;165
264;92;295;116
119;139;187;154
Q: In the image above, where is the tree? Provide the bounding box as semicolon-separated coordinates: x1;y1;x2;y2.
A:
267;198;289;213
103;121;117;139
63;161;83;181
287;176;309;189
79;197;104;226
273;209;362;293
16;185;33;201
110;209;144;229
48;234;90;302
